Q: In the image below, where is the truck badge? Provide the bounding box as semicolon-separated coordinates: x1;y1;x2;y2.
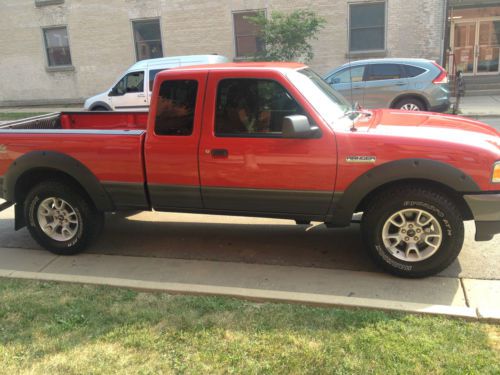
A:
0;145;6;153
346;156;376;163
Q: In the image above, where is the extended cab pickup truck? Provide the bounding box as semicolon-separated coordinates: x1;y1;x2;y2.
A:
1;63;499;277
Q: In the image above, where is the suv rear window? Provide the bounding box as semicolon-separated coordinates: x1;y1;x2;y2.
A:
366;64;402;81
403;65;426;78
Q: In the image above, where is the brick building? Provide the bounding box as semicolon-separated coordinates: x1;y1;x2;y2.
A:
0;0;449;106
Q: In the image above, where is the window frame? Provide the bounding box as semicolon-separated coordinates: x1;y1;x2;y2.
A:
131;18;164;62
42;25;73;70
348;1;387;54
232;9;266;59
214;77;317;139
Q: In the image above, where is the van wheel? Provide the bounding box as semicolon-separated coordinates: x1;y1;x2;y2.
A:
361;186;464;278
91;106;109;111
396;98;426;111
24;180;104;255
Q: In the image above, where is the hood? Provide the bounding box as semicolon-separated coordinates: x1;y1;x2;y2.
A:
366;109;498;136
354;109;500;153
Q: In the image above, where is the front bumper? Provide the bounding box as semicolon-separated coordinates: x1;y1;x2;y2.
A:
464;193;500;241
429;102;451;113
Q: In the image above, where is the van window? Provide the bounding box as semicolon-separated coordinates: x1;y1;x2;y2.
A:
149;69;166;91
115;71;145;95
155;80;198;136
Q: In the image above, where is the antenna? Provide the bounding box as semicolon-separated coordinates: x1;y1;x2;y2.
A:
346;17;354;110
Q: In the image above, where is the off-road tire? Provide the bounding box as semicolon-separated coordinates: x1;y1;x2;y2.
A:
361;186;464;278
24;180;104;255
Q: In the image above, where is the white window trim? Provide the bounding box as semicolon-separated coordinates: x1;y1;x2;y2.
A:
41;25;74;71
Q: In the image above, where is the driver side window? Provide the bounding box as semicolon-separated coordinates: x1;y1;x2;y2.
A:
331;66;365;84
114;71;145;95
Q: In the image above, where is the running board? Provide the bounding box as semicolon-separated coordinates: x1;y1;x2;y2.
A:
0;201;14;212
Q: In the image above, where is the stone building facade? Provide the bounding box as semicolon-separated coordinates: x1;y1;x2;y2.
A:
0;0;447;106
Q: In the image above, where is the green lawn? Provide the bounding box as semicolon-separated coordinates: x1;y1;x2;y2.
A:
0;279;498;374
0;112;49;121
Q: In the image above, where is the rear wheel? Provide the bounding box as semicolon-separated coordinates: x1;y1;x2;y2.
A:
361;186;464;278
24;180;104;255
396;98;426;111
91;106;109;111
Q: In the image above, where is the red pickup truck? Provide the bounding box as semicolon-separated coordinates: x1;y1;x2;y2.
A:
1;63;499;277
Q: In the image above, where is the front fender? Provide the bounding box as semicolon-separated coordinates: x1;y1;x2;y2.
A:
326;158;480;227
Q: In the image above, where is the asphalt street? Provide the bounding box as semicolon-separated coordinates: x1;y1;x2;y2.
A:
0;206;498;280
478;116;500;131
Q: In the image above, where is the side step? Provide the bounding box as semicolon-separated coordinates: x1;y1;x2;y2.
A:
0;201;14;212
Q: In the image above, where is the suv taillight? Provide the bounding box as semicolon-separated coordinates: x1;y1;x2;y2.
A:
432;62;449;84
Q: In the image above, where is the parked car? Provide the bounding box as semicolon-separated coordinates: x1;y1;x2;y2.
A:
83;54;229;111
1;63;499;278
324;58;451;112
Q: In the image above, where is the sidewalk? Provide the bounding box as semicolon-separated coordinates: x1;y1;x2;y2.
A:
454;95;500;117
1;246;499;322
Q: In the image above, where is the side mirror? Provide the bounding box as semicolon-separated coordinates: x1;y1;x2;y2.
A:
332;77;341;84
282;115;320;139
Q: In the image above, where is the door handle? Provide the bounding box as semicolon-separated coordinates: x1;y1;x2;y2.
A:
210;149;228;158
396;82;406;86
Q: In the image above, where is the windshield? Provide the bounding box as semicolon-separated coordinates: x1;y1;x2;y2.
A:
286;68;353;127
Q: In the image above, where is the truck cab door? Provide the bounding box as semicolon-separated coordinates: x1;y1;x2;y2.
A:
144;71;208;210
198;71;337;217
109;71;148;111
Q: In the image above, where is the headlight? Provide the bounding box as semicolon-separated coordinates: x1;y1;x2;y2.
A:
493;162;500;183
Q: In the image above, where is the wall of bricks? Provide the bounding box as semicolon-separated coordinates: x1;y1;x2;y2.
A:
0;0;445;106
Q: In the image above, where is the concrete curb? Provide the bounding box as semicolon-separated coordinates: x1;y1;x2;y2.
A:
0;268;489;322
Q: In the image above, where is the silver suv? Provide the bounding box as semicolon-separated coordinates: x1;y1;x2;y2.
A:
324;58;451;112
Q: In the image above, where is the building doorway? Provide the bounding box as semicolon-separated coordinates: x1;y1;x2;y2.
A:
450;6;500;76
452;19;500;75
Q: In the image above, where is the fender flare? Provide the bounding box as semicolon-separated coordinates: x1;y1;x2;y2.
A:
327;158;480;226
89;101;112;111
3;151;115;211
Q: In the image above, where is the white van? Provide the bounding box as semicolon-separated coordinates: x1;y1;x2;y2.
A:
84;54;229;111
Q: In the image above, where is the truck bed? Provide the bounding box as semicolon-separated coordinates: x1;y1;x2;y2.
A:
0;112;149;130
0;112;149;210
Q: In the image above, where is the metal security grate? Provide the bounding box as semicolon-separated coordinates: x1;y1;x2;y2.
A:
0;113;61;130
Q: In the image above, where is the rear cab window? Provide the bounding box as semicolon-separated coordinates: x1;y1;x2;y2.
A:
215;78;307;137
154;80;198;136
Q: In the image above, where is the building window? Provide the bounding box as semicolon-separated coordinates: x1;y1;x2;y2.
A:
233;10;265;58
349;2;386;52
132;19;163;61
35;0;64;7
43;27;72;67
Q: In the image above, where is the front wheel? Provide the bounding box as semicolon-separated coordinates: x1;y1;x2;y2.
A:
361;186;464;278
24;180;104;255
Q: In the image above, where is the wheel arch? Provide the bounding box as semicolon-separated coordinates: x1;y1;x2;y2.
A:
4;151;114;212
327;159;479;226
390;93;430;110
89;101;112;111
